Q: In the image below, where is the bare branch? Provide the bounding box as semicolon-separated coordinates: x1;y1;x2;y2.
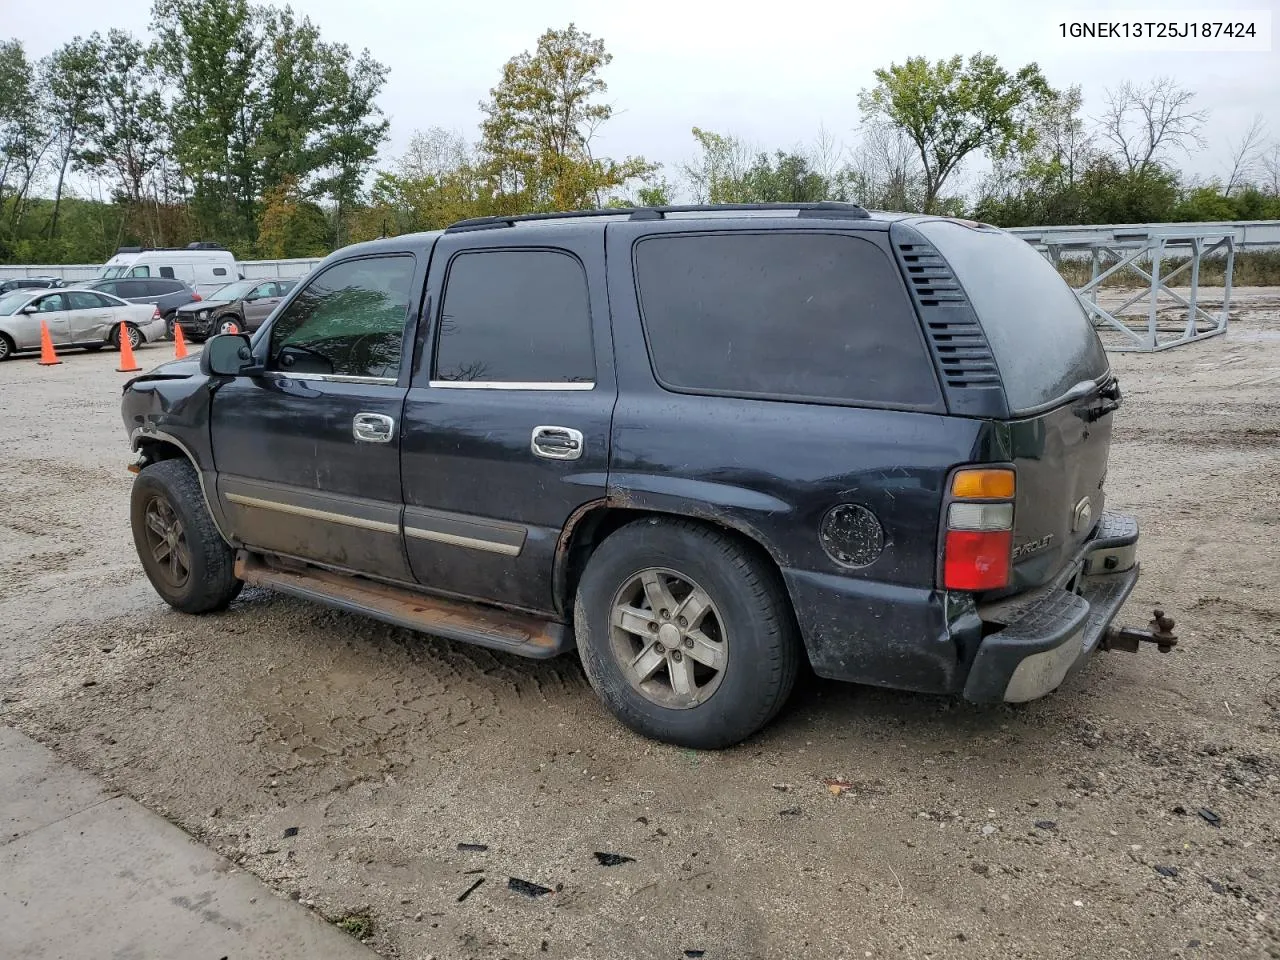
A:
1223;114;1267;196
1096;77;1208;176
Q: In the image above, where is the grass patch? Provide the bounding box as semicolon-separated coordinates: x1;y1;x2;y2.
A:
335;913;374;940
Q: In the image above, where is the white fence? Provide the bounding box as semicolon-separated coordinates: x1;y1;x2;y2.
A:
0;256;323;283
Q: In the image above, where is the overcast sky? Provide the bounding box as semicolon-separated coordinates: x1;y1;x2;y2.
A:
7;0;1279;194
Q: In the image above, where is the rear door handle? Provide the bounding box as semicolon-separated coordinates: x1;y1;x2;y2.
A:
353;413;395;443
531;425;584;461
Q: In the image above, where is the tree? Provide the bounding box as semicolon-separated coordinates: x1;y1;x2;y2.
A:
681;127;755;203
479;24;656;212
256;7;329;195
1222;114;1267;197
151;0;264;244
858;52;1052;213
311;45;389;246
842;122;927;211
42;35;104;238
0;39;53;240
257;175;329;257
1097;77;1207;178
81;29;171;248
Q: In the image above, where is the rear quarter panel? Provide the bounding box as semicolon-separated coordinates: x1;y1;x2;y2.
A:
602;220;989;693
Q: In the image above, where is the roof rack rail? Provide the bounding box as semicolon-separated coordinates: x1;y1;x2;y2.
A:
444;201;870;233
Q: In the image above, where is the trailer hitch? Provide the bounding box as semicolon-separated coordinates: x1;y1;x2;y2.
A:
1102;609;1178;654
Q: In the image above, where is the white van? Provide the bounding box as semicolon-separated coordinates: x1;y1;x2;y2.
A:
98;244;241;296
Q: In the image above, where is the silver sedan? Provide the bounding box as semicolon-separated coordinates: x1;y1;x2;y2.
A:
0;288;167;360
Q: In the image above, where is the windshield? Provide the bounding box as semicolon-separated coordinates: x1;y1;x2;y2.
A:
205;280;255;300
99;266;128;279
0;291;35;315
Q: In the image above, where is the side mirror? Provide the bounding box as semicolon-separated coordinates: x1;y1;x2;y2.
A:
20;304;38;315
200;333;260;377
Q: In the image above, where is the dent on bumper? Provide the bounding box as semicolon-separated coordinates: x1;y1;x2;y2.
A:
963;512;1141;704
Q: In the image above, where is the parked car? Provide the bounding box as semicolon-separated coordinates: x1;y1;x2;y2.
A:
72;277;201;330
0;277;65;295
171;278;296;341
97;243;239;295
120;202;1161;749
0;287;165;359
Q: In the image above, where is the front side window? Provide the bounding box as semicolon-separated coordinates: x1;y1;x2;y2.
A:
268;255;416;380
129;265;150;278
37;294;67;313
634;232;942;408
433;250;594;385
250;282;276;299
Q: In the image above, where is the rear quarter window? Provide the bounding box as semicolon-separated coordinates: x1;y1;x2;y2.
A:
633;231;942;409
916;220;1110;413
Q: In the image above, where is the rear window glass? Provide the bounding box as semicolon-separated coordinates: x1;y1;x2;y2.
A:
633;232;941;408
916;221;1109;413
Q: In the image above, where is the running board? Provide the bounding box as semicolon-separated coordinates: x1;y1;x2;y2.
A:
234;552;573;659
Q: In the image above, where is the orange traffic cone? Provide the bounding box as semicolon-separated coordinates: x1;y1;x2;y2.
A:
38;320;61;366
116;322;141;372
173;324;188;360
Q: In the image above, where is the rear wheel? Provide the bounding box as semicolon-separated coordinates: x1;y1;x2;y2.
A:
0;334;12;361
130;459;242;613
109;322;143;351
575;517;800;749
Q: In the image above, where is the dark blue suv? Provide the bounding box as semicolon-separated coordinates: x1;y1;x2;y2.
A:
120;203;1160;748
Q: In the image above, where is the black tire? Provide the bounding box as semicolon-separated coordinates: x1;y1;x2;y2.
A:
216;316;242;335
82;343;104;352
109;323;141;351
0;333;13;361
130;458;242;614
575;517;800;749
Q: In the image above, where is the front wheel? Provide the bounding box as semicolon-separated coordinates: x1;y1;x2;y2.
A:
217;317;241;335
130;458;243;613
575;517;800;749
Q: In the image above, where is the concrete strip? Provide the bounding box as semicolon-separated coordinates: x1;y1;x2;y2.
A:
0;726;379;960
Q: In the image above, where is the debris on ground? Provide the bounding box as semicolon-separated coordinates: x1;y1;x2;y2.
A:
1198;807;1222;827
822;778;854;795
508;877;554;897
457;842;488;852
1155;865;1179;878
779;806;802;817
981;824;997;836
282;826;299;838
593;852;635;866
684;951;706;958
1035;821;1058;831
772;783;792;792
457;877;485;902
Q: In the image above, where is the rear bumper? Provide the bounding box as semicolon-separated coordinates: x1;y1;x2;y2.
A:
962;512;1141;703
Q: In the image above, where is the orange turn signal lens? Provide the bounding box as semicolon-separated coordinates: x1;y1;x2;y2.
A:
951;468;1015;500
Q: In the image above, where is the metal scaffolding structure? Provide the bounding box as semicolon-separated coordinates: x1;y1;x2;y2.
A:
1012;224;1241;352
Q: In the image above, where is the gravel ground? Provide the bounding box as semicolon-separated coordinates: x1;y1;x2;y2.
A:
1;289;1278;960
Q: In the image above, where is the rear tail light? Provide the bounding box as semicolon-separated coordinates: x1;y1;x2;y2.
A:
152;306;162;319
943;468;1015;591
192;293;202;301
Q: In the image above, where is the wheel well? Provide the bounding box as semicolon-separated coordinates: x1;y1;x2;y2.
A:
557;506;790;618
137;438;190;467
0;331;14;351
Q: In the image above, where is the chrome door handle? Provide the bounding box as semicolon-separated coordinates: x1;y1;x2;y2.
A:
353;413;396;443
531;425;584;461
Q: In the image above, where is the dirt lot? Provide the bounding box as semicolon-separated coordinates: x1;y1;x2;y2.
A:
1;290;1278;960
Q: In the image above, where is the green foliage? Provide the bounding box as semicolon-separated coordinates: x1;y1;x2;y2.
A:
858;52;1053;213
479;24;656;212
257;176;329;257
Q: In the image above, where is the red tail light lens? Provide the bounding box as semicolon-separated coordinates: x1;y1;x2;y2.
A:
192;293;202;301
943;530;1012;591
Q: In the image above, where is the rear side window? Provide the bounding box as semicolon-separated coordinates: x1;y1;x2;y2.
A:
213;267;228;277
159;266;175;278
433;250;594;385
633;232;941;408
916;221;1109;413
